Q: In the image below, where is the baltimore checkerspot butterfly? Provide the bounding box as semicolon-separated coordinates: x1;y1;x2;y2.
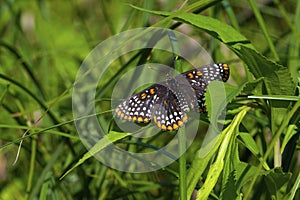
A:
114;63;230;131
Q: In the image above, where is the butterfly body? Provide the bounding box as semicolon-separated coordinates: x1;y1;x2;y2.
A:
115;63;230;131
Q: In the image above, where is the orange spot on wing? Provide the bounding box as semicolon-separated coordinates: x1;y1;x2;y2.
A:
173;123;179;130
187;73;194;79
149;88;155;94
140;93;147;99
222;63;229;70
177;120;183;126
144;117;150;122
167;126;173;131
138;117;143;122
196;71;202;76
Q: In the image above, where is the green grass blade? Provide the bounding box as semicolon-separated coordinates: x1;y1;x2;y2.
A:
60;131;129;180
287;0;300;83
178;128;187;200
29;143;64;199
222;0;240;31
0;41;46;99
248;0;279;61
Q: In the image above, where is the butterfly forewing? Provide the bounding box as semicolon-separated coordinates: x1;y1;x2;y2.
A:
178;63;230;112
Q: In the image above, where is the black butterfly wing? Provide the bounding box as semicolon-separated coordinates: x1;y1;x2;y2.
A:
115;82;188;131
178;63;230;112
195;63;230;83
115;84;161;123
152;81;188;131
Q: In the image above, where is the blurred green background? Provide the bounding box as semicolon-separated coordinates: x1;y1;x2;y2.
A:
0;0;299;199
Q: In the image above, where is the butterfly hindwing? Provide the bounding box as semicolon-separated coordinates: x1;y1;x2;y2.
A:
152;82;188;131
115;84;161;123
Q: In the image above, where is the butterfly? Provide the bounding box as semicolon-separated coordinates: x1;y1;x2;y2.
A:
114;63;230;131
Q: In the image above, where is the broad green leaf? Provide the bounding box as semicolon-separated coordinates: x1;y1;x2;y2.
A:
241;78;264;95
131;5;253;49
263;168;292;199
239;47;295;96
